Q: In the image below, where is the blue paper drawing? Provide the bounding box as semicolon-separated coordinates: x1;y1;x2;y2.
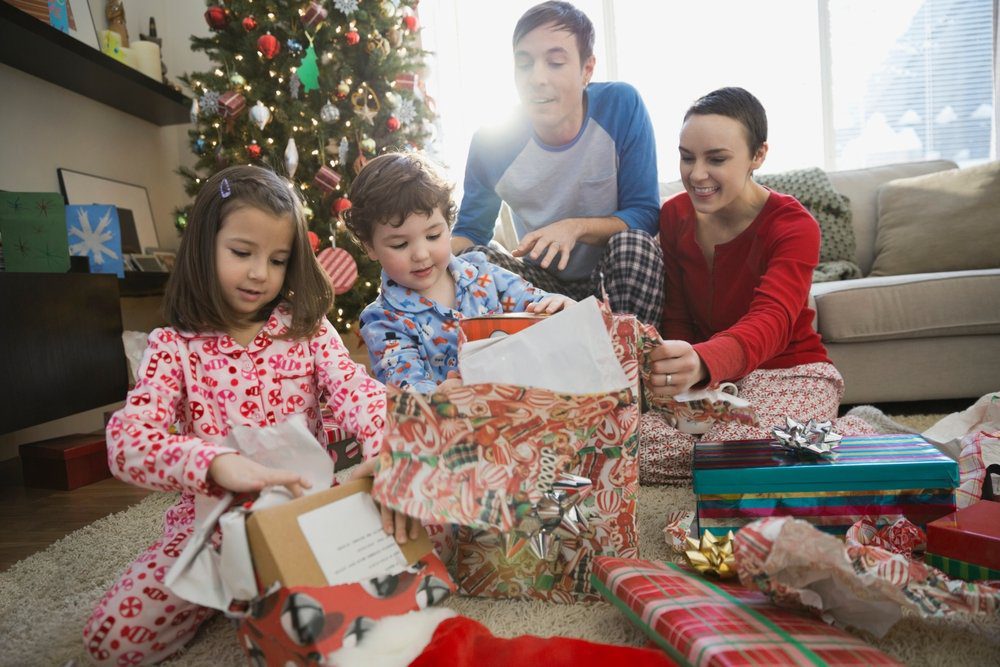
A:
66;204;124;278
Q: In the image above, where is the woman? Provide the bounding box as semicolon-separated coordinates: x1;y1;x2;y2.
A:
641;87;874;483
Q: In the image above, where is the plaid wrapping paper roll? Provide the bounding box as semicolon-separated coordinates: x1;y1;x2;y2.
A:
591;557;903;667
694;435;958;536
373;310;646;601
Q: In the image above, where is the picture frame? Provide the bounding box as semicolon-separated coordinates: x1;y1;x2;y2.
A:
146;247;177;272
130;254;165;272
67;0;99;50
58;168;160;253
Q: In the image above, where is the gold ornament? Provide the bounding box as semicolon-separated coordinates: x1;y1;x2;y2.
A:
325;136;341;157
350;82;380;124
387;26;403;48
366;33;391;56
684;529;737;578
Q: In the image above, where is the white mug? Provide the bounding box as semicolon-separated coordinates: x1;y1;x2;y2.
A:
670;382;749;435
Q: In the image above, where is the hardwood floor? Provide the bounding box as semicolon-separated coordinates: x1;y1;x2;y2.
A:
0;456;151;572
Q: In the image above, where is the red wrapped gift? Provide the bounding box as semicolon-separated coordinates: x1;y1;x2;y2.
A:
395;73;418;90
219;90;246;119
926;500;1000;581
592;556;904;667
300;0;327;28
313;165;342;194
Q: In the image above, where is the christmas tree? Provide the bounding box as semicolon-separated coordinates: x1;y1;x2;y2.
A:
177;0;436;332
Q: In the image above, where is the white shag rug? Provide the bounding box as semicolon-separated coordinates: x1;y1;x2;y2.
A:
2;409;997;665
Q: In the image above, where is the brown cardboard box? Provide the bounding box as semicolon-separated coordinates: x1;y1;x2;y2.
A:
246;478;433;589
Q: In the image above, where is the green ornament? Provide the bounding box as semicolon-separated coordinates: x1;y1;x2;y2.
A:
298;44;320;92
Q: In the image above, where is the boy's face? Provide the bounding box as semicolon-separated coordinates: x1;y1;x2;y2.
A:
513;22;595;145
364;207;453;300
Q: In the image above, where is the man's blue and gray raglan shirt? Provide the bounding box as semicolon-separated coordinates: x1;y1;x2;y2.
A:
455;81;659;281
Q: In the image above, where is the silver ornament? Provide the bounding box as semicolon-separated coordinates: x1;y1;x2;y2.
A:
250;101;271;130
285;138;299;178
320;102;341;124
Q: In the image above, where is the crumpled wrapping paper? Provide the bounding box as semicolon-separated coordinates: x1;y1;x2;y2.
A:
733;516;1000;638
844;515;926;555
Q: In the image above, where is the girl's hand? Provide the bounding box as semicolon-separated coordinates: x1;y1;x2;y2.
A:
208;453;312;497
349;458;421;544
646;340;708;397
526;295;576;314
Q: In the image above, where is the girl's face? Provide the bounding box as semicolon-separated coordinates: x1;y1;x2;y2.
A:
364;207;452;301
678;113;767;217
214;205;295;326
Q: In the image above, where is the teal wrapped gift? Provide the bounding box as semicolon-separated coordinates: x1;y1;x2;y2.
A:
693;434;958;536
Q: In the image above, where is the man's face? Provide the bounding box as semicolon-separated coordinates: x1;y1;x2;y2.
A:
513;22;595;145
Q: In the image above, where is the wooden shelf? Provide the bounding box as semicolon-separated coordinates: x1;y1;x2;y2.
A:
0;3;191;126
120;271;169;297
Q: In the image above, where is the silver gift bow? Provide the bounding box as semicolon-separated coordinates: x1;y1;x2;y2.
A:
502;472;593;562
772;416;843;458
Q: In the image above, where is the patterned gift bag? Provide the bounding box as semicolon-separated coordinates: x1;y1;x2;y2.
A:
373;308;646;602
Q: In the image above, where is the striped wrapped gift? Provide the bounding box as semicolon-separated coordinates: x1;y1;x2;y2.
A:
592;557;902;666
694;434;957;536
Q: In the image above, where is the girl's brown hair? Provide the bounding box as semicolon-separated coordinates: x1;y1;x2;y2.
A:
163;165;333;340
343;152;456;246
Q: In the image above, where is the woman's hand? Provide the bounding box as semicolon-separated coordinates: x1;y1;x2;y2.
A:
525;295;576;314
208;453;312;497
512;218;581;272
349;458;421;544
646;340;708;397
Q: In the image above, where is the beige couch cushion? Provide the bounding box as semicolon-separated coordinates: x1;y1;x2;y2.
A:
870;161;1000;276
811;269;1000;343
826;159;957;275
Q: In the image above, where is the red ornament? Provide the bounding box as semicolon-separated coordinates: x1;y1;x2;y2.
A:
242;16;257;32
345;30;360;46
331;197;352;215
317;247;359;295
386;116;400;132
403;15;419;32
204;6;229;30
247;141;262;159
257;33;280;59
307;231;320;254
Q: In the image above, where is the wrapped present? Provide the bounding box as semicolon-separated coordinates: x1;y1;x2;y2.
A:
926;500;1000;581
694;434;958;536
321;409;360;471
219;90;246;119
299;0;327;28
313;165;342;194
374;303;647;602
239;479;457;662
592;556;904;666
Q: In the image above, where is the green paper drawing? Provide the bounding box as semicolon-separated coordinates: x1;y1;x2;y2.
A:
0;192;70;273
298;44;320;92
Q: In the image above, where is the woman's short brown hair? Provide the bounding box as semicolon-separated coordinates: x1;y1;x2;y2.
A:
343;152;456;247
163;165;333;340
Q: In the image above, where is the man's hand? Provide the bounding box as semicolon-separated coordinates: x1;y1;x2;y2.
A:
525;295;576;314
512;218;582;272
349;458;421;544
208;453;312;497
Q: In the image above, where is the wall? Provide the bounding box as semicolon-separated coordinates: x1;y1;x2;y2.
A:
0;0;211;459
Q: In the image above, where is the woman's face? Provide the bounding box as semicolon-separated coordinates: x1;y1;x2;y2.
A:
678;113;766;216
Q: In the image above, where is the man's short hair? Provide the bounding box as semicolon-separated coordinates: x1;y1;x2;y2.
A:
344;152;456;246
513;1;595;63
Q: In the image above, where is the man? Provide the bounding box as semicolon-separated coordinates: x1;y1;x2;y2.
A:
453;1;663;325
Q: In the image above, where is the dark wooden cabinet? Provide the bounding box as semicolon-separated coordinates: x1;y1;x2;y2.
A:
0;273;129;434
0;2;190;126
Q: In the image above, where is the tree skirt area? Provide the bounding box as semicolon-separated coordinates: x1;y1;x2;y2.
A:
2;412;997;665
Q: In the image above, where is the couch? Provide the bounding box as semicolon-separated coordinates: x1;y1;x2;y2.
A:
806;160;1000;404
659;159;1000;405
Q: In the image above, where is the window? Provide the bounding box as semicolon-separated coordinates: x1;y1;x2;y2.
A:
420;0;996;191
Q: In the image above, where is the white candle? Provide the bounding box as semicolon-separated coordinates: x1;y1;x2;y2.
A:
131;41;161;80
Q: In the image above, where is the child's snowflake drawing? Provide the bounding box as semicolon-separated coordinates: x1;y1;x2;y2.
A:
66;205;125;277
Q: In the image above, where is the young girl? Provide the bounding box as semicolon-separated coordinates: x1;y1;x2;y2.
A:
82;166;388;665
641;87;875;482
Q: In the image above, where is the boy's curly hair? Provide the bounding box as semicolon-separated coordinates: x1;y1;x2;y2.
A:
343;152;457;246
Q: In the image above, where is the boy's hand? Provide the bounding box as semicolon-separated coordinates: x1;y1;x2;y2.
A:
526;295;576;314
436;370;463;393
208;453;312;497
349;458;421;544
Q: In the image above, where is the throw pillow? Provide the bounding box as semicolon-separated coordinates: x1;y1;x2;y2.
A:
871;161;1000;276
757;167;863;282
